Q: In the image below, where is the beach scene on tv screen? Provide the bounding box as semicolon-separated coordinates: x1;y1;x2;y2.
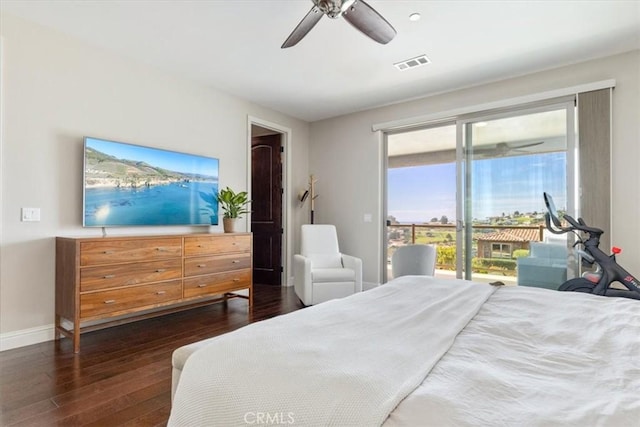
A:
84;138;219;227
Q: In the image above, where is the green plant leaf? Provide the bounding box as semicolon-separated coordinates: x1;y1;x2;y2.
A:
214;186;251;219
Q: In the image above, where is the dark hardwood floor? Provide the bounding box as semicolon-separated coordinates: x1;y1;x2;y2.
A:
0;284;304;426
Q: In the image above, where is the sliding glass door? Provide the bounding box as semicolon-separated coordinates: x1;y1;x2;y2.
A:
386;101;575;284
457;103;575;282
386;123;457;280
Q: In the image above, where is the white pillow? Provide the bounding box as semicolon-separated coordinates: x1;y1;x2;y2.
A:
308;253;343;268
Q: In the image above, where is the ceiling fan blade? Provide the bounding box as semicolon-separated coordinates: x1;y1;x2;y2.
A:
472;141;545;155
342;0;396;44
281;5;324;49
468;146;499;154
509;141;544;149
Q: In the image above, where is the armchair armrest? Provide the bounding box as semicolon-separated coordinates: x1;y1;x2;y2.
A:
293;254;313;304
341;254;363;292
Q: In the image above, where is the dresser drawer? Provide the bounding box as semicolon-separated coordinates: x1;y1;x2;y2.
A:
184;253;251;277
184;235;251;256
80;259;182;292
80;280;182;319
80;238;182;266
184;269;251;298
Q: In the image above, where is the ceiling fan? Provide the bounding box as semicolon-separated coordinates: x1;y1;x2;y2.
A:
281;0;396;49
471;141;545;157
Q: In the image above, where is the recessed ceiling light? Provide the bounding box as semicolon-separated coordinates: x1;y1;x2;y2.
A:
409;13;421;22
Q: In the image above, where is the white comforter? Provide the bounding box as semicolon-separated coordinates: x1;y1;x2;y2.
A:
169;278;495;426
385;284;640;427
170;277;640;426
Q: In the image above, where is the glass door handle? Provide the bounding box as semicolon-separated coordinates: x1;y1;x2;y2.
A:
456;220;463;232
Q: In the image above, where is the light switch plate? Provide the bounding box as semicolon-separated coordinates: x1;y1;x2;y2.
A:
21;207;41;222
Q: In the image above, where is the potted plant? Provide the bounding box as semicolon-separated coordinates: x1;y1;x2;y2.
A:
216;186;251;233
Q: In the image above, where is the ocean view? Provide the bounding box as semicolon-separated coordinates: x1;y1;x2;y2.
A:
83;137;220;227
84;181;219;226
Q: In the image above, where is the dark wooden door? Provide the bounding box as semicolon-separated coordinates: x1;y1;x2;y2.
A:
251;134;283;285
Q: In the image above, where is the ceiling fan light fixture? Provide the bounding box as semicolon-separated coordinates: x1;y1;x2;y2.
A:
318;0;342;18
341;0;357;13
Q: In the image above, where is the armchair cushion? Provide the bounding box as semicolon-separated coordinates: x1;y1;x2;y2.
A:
529;242;567;261
311;267;355;283
307;253;343;269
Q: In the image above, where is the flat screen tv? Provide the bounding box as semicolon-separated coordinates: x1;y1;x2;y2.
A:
83;137;219;227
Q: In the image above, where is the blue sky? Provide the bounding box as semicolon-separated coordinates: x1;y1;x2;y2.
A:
86;137;219;178
388;152;566;222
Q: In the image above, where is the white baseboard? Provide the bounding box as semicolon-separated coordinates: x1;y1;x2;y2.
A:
0;324;55;352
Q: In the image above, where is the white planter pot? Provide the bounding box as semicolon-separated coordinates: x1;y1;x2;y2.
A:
223;217;238;233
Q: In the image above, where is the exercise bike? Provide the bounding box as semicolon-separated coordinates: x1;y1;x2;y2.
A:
543;192;640;300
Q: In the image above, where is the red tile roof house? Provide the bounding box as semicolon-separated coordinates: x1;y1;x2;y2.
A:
476;228;542;259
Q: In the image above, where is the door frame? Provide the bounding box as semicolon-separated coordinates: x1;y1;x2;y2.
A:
247;116;292;287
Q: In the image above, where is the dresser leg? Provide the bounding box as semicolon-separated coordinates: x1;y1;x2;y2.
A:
73;323;81;353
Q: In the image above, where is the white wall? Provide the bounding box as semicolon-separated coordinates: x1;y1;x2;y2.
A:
310;50;640;286
0;14;310;349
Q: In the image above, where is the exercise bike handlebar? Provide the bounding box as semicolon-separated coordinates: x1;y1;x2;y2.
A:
543;192;604;236
544;212;571;234
551;212;604;236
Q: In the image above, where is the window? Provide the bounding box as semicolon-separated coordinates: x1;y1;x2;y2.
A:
491;243;512;259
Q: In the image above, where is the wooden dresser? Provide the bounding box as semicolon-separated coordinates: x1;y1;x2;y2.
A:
55;233;252;352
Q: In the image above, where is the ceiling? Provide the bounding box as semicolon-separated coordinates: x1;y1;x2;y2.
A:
2;1;639;122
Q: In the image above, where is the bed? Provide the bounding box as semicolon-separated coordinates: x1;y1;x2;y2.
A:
169;276;640;426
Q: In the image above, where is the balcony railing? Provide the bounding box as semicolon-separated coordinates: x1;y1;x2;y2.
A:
387;223;546;279
388;223;545;243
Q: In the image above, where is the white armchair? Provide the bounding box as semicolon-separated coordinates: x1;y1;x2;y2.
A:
517;242;568;290
391;244;437;279
294;224;363;305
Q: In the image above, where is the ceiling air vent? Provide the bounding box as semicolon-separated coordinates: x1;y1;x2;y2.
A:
394;54;431;71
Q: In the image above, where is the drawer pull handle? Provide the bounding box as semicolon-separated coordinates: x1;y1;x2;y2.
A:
233;278;240;282
103;274;115;279
156;269;166;273
232;260;240;264
103;250;114;255
197;264;207;268
198;244;204;248
156;290;166;295
104;299;116;304
198;284;207;288
156;247;167;252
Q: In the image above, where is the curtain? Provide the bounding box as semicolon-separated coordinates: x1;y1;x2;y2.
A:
577;88;612;251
